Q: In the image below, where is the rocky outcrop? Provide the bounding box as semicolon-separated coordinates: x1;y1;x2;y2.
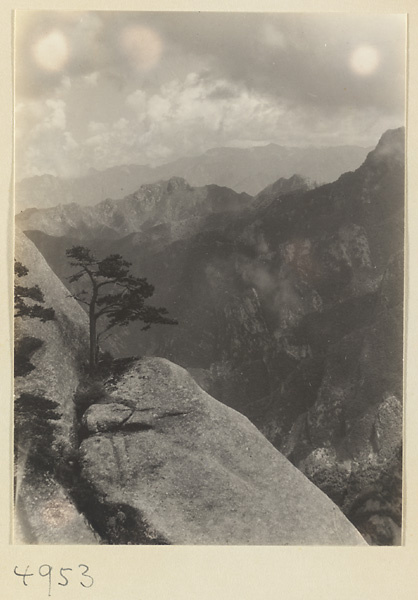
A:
15;229;89;452
78;357;365;545
14;229;98;543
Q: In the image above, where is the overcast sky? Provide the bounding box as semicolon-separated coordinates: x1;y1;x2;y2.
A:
15;11;406;180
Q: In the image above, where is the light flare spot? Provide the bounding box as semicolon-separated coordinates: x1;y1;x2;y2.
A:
120;25;163;71
32;30;69;72
40;497;74;528
349;45;380;76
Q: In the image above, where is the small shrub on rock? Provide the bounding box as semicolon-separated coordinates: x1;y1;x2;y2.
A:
73;380;110;420
14;393;61;474
14;336;44;377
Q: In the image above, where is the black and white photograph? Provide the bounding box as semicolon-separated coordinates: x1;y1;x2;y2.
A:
13;11;405;547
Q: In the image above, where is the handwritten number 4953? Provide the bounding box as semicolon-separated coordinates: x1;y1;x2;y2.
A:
14;564;94;596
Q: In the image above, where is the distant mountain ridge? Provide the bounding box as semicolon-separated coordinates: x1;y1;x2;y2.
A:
17;174;314;243
16;177;254;240
16;142;371;210
255;173;312;208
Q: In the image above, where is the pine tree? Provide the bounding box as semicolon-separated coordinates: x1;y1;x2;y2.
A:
66;246;177;373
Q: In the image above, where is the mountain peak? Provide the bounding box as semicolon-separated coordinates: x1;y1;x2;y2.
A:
367;127;405;165
166;176;191;190
255;173;311;207
377;126;405;145
137;176;191;196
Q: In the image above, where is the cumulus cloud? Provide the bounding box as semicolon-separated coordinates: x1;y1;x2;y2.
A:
124;74;285;156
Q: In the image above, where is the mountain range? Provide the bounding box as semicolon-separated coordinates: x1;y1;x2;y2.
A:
15;143;371;211
16;127;404;544
16;177;253;240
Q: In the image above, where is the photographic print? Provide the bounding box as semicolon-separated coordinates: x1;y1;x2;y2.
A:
13;11;405;546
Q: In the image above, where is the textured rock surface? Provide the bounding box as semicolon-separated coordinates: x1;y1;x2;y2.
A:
82;403;133;433
14;229;98;543
15;229;89;452
79;357;365;545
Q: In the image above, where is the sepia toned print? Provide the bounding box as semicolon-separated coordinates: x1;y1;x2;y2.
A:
14;11;405;545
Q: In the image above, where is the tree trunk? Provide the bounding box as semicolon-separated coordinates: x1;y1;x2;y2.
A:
89;285;98;375
89;316;97;375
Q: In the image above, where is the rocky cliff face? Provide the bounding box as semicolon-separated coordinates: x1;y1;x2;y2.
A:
284;250;404;545
15;229;89;452
77;357;365;545
14;229;98;543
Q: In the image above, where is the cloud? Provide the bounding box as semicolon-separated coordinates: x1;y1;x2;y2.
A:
15;98;81;178
16;73;282;177
126;90;148;117
14;12;405;179
15;12;405;113
37;99;67;130
87;121;107;134
123;74;286;160
122;72;400;160
134;12;405;115
84;71;99;86
15;66;402;180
